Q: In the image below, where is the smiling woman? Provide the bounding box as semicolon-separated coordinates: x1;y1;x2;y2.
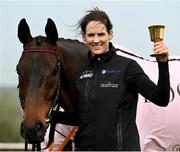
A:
82;21;113;55
51;8;170;151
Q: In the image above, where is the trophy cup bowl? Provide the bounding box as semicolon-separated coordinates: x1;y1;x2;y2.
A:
148;25;165;57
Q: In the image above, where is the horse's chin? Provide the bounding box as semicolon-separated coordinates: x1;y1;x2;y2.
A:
20;121;46;143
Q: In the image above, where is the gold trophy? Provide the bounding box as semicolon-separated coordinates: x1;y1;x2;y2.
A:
148;25;165;57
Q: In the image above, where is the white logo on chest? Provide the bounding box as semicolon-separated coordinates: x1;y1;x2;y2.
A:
100;82;119;88
79;70;93;79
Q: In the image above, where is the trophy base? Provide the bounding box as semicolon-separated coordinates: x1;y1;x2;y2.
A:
150;53;162;57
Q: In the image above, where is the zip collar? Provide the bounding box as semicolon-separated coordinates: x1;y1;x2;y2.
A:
88;42;116;64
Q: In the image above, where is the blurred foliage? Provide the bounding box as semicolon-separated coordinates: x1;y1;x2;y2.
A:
0;87;24;142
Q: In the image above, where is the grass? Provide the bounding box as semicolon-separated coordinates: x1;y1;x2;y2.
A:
0;87;24;142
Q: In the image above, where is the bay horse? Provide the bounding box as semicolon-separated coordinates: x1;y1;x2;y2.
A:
17;18;88;149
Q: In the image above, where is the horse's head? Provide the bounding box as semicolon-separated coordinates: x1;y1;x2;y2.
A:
17;18;61;143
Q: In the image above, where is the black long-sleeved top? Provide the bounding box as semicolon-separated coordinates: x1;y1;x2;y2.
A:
53;43;170;151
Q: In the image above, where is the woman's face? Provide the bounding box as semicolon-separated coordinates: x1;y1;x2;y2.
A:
82;21;113;56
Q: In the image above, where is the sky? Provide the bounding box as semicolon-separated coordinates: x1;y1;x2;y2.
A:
0;0;179;87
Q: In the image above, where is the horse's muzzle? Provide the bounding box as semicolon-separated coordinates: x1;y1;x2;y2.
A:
20;121;45;143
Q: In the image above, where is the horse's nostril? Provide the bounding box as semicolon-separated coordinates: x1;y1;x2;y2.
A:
36;122;42;130
35;122;44;133
34;122;45;140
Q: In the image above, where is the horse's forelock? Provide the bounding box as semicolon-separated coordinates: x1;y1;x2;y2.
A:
35;36;44;46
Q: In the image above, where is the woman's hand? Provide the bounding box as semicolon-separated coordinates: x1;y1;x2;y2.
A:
153;41;169;62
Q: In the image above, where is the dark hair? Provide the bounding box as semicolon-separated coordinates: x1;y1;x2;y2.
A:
77;7;113;34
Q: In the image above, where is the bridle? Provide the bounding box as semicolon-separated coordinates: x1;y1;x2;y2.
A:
17;48;63;151
17;47;62;128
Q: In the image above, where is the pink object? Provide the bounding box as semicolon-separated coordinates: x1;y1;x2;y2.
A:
41;123;75;151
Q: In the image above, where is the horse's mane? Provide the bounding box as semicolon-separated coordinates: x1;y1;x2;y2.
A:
57;38;88;58
58;38;84;44
58;38;87;49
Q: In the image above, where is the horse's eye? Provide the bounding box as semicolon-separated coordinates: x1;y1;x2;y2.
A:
52;64;59;76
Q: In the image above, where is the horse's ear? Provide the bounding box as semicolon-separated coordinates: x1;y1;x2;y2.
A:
45;18;58;45
18;18;33;44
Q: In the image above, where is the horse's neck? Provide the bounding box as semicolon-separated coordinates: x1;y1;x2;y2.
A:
56;41;88;111
57;39;88;83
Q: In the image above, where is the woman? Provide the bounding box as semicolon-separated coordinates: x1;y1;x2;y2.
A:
52;8;170;150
